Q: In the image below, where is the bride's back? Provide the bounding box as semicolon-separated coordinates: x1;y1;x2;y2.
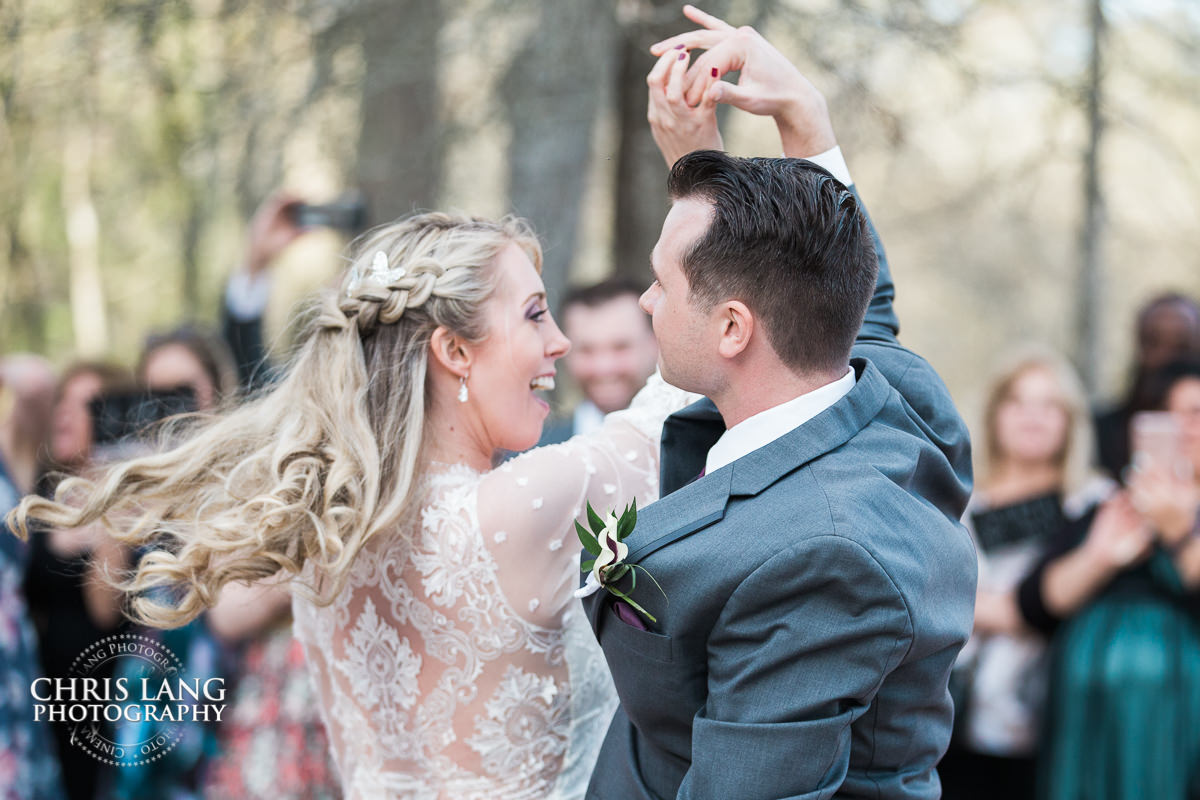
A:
293;463;616;800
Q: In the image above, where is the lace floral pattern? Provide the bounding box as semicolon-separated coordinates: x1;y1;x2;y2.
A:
292;373;697;799
466;665;567;777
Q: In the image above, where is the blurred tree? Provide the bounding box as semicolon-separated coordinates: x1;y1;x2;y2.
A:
0;0;1196;411
353;0;445;223
500;0;619;306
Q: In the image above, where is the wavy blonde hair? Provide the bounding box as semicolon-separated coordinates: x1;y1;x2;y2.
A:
9;212;541;628
978;345;1095;497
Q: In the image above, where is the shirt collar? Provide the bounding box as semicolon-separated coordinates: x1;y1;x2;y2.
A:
573;401;606;437
704;367;856;475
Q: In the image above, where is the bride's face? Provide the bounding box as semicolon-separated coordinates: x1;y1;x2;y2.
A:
469;242;570;452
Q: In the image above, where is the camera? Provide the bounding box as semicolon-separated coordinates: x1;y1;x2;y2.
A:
287;194;368;234
89;387;198;460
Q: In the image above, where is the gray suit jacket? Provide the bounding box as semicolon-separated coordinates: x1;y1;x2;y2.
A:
583;191;976;800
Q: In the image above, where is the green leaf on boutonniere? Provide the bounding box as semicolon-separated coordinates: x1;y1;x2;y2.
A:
616;500;637;541
586;502;606;536
576;520;601;556
581;558;596;572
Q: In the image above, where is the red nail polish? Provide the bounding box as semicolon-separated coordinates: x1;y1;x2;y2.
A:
674;44;685;50
678;52;687;60
711;67;718;78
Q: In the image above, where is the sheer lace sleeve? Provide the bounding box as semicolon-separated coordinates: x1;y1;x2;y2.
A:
477;372;699;628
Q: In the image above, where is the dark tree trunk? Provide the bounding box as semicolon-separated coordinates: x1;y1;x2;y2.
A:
611;0;734;282
500;0;619;309
354;0;445;224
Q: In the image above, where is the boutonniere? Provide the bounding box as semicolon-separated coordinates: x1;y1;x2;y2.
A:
572;500;664;623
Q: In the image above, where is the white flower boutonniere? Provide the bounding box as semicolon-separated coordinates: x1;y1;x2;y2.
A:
572;500;664;623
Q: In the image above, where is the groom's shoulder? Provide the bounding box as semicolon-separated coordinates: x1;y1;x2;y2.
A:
740;388;974;576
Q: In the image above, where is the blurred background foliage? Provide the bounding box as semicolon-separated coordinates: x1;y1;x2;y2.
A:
1;0;1198;423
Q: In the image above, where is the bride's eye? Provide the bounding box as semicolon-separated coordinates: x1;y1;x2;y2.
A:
528;307;548;323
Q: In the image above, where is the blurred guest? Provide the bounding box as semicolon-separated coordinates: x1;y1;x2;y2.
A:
941;349;1109;800
113;193;326;800
0;356;57;493
139;325;238;411
538;278;658;445
105;329;240;800
202;193;339;799
220;192;308;392
0;355;66;800
24;361;132;800
1018;358;1200;800
1095;293;1200;479
201;581;339;800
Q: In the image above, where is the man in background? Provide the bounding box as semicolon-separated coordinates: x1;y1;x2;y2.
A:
538;278;659;444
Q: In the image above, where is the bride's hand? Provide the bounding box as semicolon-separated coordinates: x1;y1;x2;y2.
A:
647;44;722;168
650;5;837;159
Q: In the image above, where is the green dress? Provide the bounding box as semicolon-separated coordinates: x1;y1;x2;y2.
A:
1020;511;1200;800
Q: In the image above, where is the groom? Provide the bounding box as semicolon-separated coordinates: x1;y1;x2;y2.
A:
582;10;976;800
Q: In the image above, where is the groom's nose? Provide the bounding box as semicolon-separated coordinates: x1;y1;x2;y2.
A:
639;284;657;315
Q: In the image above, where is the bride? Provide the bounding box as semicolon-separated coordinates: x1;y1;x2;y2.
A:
11;212;694;799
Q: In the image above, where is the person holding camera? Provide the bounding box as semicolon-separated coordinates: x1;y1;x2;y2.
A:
22;361;132;800
939;348;1111;800
0;354;66;800
1017;358;1200;800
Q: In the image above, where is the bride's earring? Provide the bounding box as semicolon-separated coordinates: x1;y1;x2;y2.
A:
458;374;469;404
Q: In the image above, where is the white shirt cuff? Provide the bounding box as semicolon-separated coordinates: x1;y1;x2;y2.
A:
798;145;853;188
225;270;272;321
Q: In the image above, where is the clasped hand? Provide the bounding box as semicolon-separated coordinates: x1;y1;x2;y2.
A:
646;4;838;167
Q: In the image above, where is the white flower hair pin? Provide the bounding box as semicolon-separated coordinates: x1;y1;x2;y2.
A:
346;250;408;297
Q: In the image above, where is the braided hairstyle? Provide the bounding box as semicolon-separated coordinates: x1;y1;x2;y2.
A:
9;212;542;628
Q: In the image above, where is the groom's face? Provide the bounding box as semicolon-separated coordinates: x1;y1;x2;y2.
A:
640;198;720;395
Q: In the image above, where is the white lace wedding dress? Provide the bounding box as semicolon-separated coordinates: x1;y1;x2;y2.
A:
292;374;696;799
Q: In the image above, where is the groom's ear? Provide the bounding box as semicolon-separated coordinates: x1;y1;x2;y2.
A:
716;300;754;360
429;325;473;378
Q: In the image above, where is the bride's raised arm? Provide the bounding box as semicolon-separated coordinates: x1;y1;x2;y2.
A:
477;371;698;627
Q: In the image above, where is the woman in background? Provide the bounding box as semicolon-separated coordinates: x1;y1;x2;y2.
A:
0;355;65;800
24;361;132;800
1018;358;1200;799
941;348;1109;800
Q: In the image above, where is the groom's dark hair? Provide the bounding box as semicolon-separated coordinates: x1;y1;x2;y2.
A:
666;150;878;372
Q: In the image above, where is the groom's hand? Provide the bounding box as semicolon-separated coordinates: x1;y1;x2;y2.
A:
650;4;837;159
647;41;723;168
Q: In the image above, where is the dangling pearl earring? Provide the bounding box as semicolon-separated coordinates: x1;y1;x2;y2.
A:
457;374;469;403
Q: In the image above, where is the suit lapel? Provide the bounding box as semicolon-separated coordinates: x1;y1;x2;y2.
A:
659;398;726;496
635;358;891;561
584;359;892;635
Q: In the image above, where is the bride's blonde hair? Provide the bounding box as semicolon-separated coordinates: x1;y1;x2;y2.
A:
9;212;541;628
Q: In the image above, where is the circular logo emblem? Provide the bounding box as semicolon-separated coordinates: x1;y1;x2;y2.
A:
30;631;224;767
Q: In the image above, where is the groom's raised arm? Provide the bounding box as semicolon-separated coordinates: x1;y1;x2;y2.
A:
852;189;900;344
664;27;971;510
647;10;899;347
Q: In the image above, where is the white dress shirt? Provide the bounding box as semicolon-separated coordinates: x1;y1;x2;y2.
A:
802;146;853;188
572;401;606;437
225;269;273;321
704;367;856;475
